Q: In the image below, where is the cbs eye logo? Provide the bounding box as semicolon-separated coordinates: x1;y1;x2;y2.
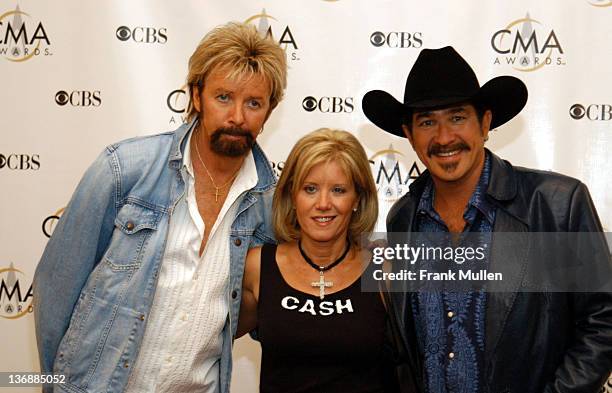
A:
116;26;167;44
370;32;386;47
302;96;354;113
0;154;40;170
569;103;612;121
55;91;69;106
369;31;423;48
302;96;318;112
569;104;585;120
55;90;101;107
116;26;131;41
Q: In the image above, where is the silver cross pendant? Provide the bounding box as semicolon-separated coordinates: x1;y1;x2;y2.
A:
311;270;333;299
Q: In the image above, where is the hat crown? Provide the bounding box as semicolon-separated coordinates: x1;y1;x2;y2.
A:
404;46;481;106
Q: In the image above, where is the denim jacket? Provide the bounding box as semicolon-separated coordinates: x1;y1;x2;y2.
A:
33;120;276;393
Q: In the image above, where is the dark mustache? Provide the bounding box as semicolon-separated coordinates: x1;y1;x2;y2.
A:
428;142;470;157
215;127;252;137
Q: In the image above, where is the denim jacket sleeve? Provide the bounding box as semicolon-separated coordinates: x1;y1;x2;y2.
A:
33;147;119;375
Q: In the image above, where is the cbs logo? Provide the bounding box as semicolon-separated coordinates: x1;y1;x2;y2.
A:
370;31;423;48
116;26;167;44
570;104;612;121
302;96;354;113
0;154;40;170
55;90;101;107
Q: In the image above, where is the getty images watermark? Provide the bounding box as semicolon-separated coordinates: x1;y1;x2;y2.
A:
360;232;612;293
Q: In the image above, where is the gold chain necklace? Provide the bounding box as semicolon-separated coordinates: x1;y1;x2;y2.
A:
193;131;240;202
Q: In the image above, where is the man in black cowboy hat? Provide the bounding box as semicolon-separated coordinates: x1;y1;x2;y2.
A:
363;46;612;392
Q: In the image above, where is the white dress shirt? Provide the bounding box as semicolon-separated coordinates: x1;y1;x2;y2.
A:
125;130;258;393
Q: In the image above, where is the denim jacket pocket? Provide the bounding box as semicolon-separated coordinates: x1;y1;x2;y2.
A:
55;202;161;389
105;202;160;271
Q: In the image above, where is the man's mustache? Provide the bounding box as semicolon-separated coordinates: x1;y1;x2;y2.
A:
213;127;253;139
428;142;470;157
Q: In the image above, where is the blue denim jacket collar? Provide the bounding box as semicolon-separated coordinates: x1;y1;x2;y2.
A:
170;119;276;193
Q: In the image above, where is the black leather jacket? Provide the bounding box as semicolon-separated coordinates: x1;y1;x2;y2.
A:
386;151;612;393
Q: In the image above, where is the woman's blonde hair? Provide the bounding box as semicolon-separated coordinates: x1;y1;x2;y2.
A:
273;128;378;244
186;22;287;122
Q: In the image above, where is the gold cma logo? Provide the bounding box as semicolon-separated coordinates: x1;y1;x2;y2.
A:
0;264;33;319
491;14;565;72
245;9;300;61
0;5;52;62
369;146;421;203
42;207;65;238
166;84;189;125
587;0;612;6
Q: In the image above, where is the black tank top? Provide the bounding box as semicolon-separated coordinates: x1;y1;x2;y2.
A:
257;243;390;393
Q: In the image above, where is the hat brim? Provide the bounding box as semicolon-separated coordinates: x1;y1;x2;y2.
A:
362;76;527;137
475;76;528;130
362;90;407;137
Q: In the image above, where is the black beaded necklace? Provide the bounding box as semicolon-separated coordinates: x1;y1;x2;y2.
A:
298;239;351;299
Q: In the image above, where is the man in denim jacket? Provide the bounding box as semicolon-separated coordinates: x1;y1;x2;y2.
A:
34;22;287;393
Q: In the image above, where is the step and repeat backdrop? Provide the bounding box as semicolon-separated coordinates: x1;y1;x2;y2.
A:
1;1;610;392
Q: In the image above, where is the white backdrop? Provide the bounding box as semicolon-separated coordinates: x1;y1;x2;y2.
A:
1;1;611;392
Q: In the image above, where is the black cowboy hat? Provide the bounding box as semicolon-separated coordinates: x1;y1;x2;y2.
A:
362;46;528;137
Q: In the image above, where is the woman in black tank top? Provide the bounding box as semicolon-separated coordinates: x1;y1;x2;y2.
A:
237;129;401;392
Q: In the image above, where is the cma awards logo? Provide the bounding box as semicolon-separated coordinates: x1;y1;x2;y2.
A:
55;90;101;107
302;96;354;113
42;207;65;238
587;0;612;6
369;146;422;202
0;5;52;62
166;85;188;125
116;25;167;44
245;9;300;61
569;103;612;121
370;31;423;49
491;14;565;72
0;263;33;319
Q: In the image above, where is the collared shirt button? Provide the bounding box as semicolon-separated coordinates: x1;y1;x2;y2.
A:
448;352;455;359
124;361;129;368
126;221;135;231
447;311;454;318
234;238;242;246
180;313;187;321
231;290;238;299
139;314;145;321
